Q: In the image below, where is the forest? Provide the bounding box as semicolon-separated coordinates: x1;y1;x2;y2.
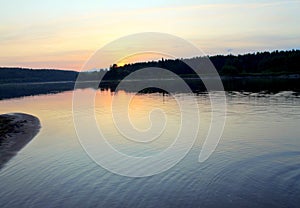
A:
0;50;299;84
0;67;78;84
103;50;300;80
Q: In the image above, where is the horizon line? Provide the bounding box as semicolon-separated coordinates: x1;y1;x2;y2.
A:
1;48;299;72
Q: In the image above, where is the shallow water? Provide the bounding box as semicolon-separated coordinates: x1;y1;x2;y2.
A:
0;89;300;207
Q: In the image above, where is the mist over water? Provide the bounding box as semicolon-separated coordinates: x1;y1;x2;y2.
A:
0;88;300;207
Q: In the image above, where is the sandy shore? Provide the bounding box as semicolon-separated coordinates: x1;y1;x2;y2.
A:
0;113;41;169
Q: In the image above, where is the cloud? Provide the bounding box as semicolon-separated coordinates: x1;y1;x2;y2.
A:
0;0;299;69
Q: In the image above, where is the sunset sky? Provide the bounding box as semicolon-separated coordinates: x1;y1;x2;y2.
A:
0;0;299;70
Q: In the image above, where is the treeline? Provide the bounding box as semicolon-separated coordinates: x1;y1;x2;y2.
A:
0;50;299;84
0;67;78;84
103;50;300;80
210;50;300;75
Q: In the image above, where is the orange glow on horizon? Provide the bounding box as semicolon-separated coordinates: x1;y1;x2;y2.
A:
116;52;173;67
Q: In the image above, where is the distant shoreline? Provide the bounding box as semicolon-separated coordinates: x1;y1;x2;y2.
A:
0;73;299;85
1;49;300;84
0;113;41;170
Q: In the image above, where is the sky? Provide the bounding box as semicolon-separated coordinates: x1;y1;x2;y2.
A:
0;0;299;70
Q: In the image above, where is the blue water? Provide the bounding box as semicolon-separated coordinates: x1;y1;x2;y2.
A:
0;89;300;207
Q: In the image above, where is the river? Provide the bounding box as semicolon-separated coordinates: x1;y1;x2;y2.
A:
0;86;300;207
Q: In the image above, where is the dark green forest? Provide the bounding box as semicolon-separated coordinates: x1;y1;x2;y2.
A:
211;49;300;75
0;67;78;84
0;50;299;84
104;50;300;80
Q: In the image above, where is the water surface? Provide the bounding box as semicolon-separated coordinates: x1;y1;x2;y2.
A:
0;89;300;207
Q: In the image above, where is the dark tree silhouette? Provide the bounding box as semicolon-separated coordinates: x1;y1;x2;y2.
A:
1;50;299;84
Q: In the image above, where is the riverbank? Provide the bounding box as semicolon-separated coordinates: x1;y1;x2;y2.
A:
0;113;40;169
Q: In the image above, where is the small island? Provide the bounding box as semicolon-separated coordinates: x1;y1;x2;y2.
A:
0;113;41;169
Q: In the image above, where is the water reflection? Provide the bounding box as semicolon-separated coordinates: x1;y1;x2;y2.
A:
1;77;299;100
0;88;299;207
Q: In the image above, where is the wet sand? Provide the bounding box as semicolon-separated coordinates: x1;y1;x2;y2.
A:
0;113;40;169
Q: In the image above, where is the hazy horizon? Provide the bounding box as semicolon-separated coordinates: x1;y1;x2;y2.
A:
1;48;299;72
